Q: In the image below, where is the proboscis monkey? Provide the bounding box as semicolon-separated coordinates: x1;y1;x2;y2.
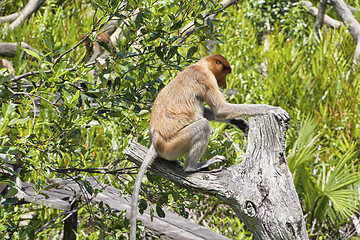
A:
0;57;15;76
82;32;111;63
129;54;289;239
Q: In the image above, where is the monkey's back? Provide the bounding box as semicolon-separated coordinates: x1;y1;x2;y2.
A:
150;65;207;140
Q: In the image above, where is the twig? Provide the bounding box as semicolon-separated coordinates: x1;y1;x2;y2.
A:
224;131;241;152
52;166;137;174
32;197;80;236
6;86;62;116
53;32;92;67
315;0;327;42
31;175;120;238
178;0;237;43
9;62;96;82
197;199;220;224
6;87;37;130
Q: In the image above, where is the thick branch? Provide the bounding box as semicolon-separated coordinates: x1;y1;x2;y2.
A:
126;115;308;240
110;9;140;47
330;0;360;42
315;0;327;40
0;13;19;23
0;42;39;58
9;0;45;30
302;1;341;28
330;0;360;74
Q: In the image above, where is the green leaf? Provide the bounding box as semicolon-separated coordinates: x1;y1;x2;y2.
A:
156;205;165;218
2;103;15;118
170;20;182;31
0;154;13;164
43;183;60;191
8;117;30;125
155;47;164;60
139;199;147;214
3;187;17;198
38;192;50;199
0;179;15;187
187;46;198;59
83;180;93;195
22;49;42;62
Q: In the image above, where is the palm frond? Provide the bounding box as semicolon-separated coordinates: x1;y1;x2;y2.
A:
288;115;320;172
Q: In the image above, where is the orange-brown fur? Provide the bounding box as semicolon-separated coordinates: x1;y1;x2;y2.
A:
82;32;111;56
0;57;15;76
150;54;232;159
130;54;289;240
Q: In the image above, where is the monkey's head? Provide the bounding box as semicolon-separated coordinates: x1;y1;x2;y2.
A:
82;34;93;55
204;54;231;88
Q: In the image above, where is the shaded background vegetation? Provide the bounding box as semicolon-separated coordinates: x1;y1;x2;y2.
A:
1;0;360;239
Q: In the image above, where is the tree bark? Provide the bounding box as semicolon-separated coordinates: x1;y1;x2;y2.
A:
0;42;39;58
315;0;327;41
0;13;19;23
302;1;341;28
330;0;360;42
126;115;308;240
9;0;45;30
330;0;360;79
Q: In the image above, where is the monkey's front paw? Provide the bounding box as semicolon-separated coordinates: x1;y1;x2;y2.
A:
270;107;290;122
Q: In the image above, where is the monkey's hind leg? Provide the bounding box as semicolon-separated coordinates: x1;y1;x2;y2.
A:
183;119;225;172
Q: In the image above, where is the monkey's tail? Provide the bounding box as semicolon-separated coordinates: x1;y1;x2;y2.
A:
130;144;158;240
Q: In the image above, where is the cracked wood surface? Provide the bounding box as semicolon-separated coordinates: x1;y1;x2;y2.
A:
16;177;228;240
126;115;309;240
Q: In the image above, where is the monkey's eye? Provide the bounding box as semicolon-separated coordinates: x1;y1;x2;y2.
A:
216;60;222;65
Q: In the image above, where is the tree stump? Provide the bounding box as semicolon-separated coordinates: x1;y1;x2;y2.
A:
126;115;308;240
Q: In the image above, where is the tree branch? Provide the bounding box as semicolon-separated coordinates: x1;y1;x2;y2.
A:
315;0;327;41
302;1;341;29
179;0;238;43
9;0;45;30
126;115;308;240
0;13;19;23
330;0;360;79
0;42;39;58
330;0;360;42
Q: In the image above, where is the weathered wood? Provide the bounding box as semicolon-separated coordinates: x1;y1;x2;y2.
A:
18;178;229;240
20;182;72;211
126;115;309;240
63;200;78;240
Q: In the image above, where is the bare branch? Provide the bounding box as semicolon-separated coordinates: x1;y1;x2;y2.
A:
0;13;19;23
0;42;39;58
52;167;136;175
9;0;45;30
110;9;140;47
197;199;220;224
330;0;360;42
302;1;342;28
9;62;95;82
315;0;327;41
329;0;360;79
179;0;238;43
5;86;62;116
53;32;91;67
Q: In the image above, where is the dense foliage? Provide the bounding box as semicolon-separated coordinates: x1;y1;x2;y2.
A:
1;0;360;239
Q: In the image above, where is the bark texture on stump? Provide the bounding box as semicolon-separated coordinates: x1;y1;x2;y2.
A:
126;115;308;240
